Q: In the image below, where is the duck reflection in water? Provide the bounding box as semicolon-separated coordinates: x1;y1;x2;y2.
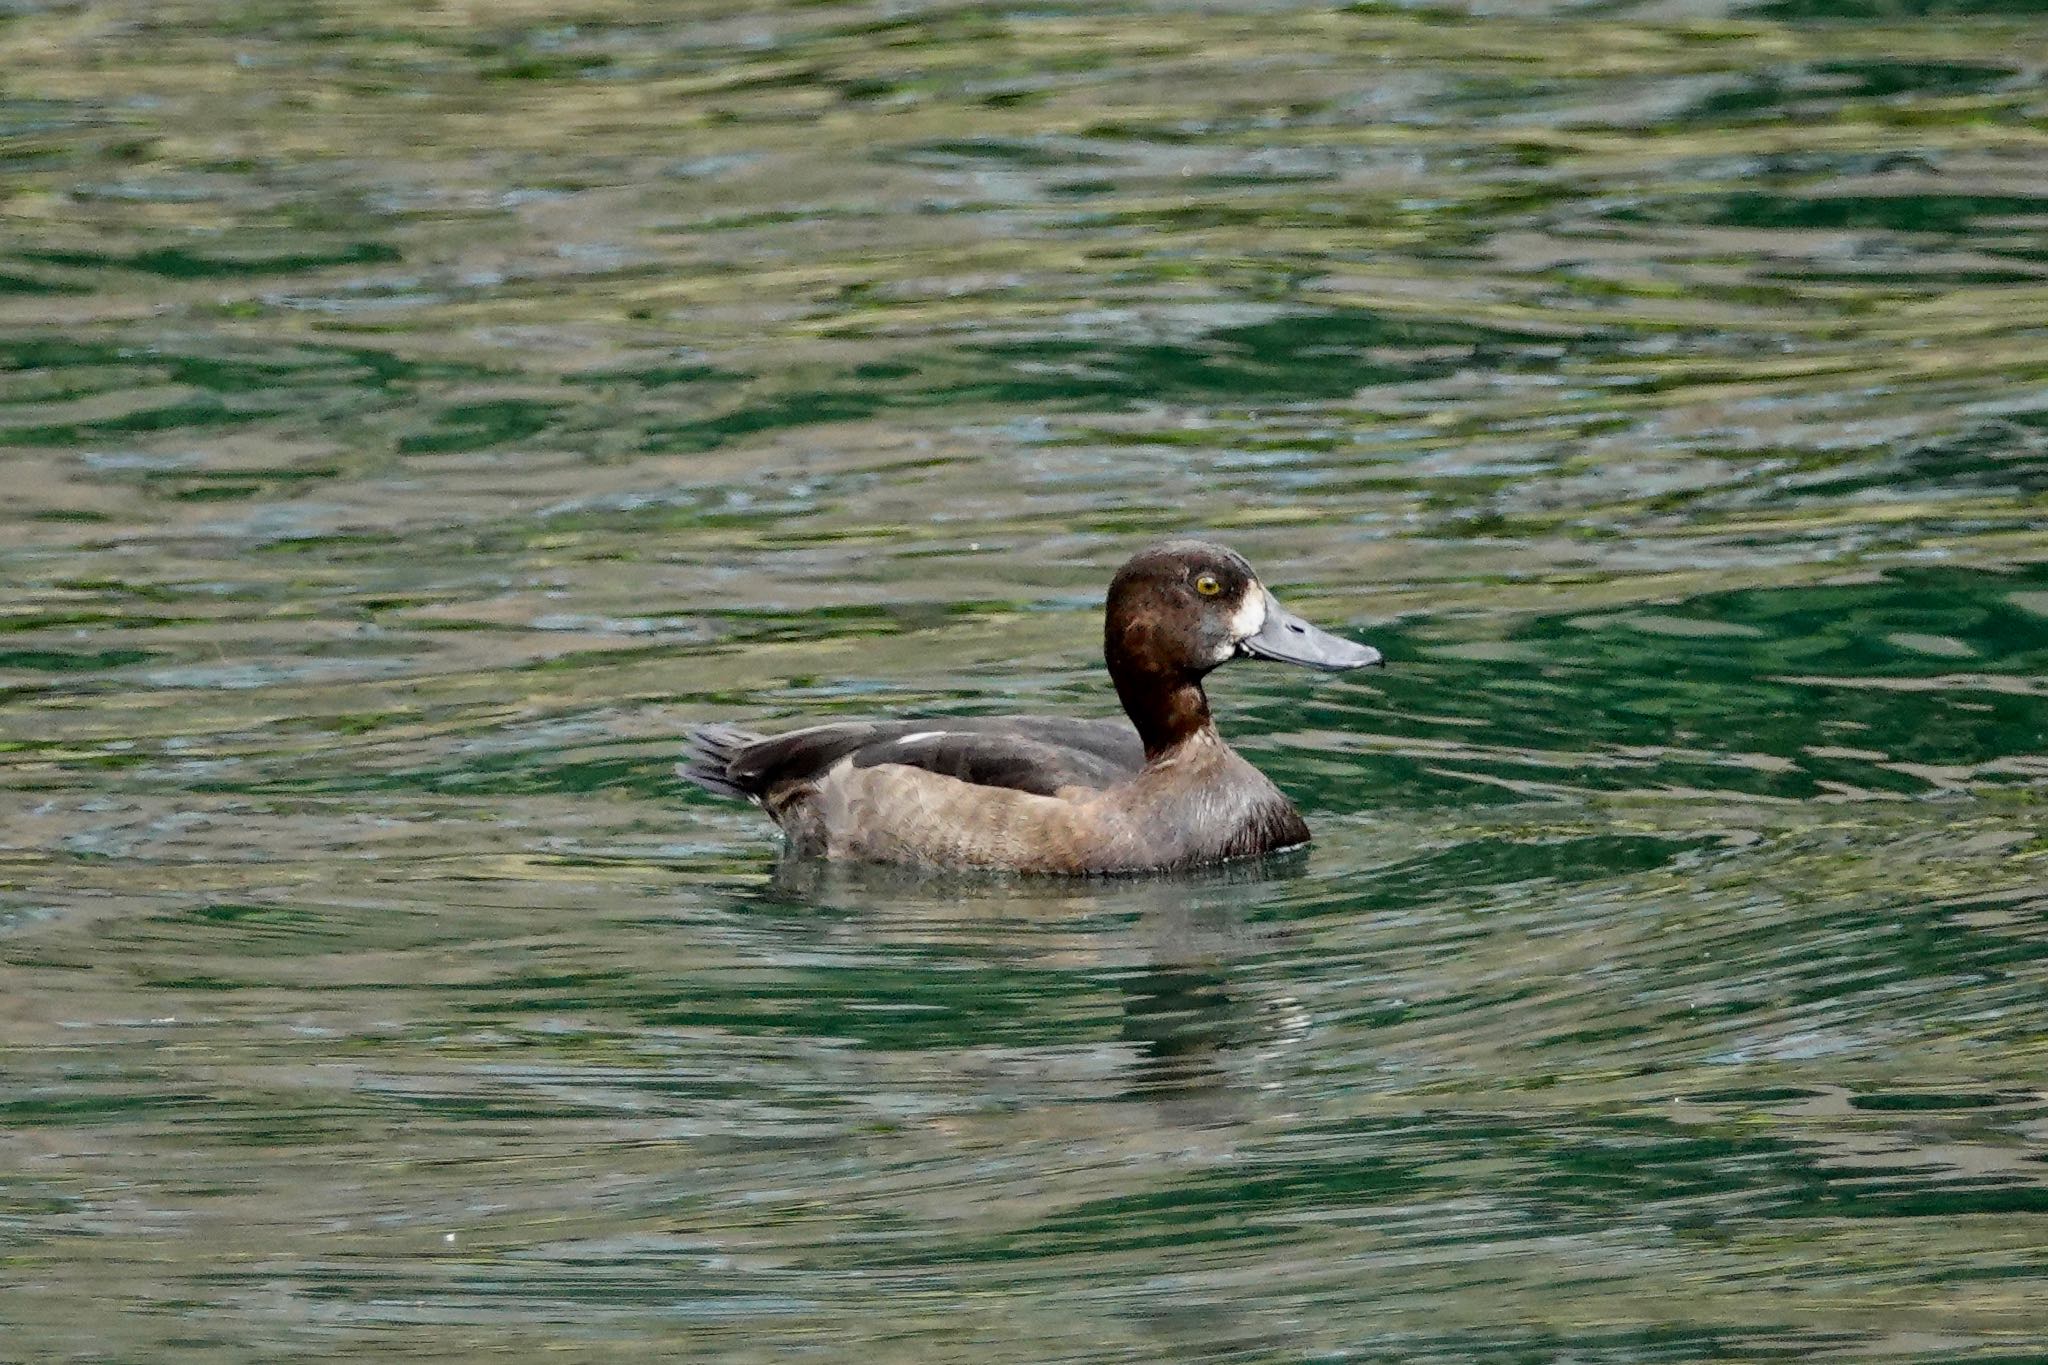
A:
763;848;1311;1110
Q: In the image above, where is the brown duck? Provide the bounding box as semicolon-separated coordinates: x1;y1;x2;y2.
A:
681;540;1382;873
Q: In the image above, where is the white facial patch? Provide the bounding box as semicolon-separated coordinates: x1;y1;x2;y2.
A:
1213;584;1268;663
895;731;944;746
1229;586;1267;641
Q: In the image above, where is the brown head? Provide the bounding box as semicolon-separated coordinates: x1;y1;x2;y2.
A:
1103;540;1381;757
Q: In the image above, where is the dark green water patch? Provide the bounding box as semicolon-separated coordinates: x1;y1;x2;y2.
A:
0;270;85;295
0;610;189;632
0;399;269;446
1682;1086;1829;1105
1679;72;1810;125
1762;263;2045;287
0;335;471;402
131;902;351;956
182;901;323;927
0;1088;227;1123
1753;0;2048;18
881;137;1111;169
399;398;566;454
146;465;343;501
478;49;618;83
18;240;401;279
562;360;745;389
1613;191;2048;236
1848;1089;2032;1111
1680;58;2020;125
1787;1179;2048;1219
1815;58;2020;98
0;647;153;672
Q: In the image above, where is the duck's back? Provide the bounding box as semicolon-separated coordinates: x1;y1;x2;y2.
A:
683;715;1141;803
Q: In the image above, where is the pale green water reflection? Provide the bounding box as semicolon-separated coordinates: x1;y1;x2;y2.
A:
2;1;2045;1361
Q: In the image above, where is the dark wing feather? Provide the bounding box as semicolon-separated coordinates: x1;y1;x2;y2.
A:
845;726;1135;796
681;716;1141;802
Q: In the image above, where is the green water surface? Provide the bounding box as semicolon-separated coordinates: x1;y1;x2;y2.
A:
2;2;2045;1361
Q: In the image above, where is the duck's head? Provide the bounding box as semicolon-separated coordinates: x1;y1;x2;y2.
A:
1104;540;1382;685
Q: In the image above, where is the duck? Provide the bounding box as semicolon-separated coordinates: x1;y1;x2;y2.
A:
680;539;1382;874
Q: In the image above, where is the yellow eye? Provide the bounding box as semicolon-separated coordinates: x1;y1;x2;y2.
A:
1194;573;1222;597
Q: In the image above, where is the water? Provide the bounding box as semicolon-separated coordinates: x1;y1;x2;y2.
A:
3;1;2046;1359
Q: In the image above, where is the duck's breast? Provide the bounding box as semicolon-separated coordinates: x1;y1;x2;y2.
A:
1125;737;1311;864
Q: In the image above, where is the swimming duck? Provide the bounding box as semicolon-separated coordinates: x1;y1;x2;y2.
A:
681;540;1382;874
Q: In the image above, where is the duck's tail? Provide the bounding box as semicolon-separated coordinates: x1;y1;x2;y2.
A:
678;723;765;801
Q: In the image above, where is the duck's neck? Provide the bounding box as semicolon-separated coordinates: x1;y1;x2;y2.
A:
1113;667;1215;761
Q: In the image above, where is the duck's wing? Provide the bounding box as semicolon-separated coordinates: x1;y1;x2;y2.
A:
682;716;1142;803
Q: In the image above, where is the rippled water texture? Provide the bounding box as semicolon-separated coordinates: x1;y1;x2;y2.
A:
4;1;2046;1360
